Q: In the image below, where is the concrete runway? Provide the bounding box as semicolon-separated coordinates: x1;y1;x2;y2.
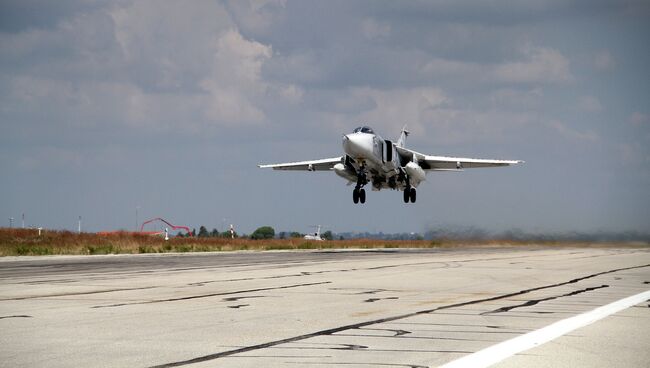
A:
1;246;649;367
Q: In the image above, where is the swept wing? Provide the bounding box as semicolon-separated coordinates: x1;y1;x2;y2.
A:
396;146;523;171
258;157;342;171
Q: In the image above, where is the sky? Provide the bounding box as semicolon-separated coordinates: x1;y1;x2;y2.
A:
1;0;649;235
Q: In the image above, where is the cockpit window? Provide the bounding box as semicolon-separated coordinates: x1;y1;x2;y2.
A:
353;126;374;134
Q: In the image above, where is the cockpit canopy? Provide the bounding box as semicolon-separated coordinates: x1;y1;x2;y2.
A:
353;126;374;134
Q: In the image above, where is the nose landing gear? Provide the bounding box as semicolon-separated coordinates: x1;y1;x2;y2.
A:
353;166;368;204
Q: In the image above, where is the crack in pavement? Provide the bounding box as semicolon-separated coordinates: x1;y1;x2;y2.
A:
283;362;428;367
0;315;32;320
148;263;650;368
227;304;249;309
481;284;610;315
0;286;156;301
91;281;331;309
358;327;411;336
285;362;428;367
364;297;399;303
170;251;599;290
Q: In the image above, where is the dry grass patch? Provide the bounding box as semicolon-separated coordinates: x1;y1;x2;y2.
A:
0;228;645;256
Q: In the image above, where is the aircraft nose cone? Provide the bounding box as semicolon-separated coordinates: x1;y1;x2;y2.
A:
342;133;372;158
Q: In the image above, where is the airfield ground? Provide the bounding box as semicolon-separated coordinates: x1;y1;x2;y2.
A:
1;246;649;367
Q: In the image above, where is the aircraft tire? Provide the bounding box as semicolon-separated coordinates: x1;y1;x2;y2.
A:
353;188;359;204
359;189;366;203
410;188;416;203
403;188;410;203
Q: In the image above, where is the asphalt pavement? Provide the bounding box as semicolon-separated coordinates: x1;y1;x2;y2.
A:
1;246;648;367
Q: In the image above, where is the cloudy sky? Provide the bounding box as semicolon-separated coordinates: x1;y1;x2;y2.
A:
1;0;649;235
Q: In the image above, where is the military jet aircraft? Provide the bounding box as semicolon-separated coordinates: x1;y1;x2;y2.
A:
259;126;522;204
304;225;324;241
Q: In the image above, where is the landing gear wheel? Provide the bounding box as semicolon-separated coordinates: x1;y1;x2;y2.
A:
403;188;410;203
353;188;359;204
359;188;366;204
409;187;416;203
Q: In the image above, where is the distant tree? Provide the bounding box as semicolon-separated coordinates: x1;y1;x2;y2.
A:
339;235;344;240
251;226;275;240
198;226;209;238
210;228;219;237
322;230;333;241
191;228;196;237
176;232;185;238
279;232;286;239
290;232;303;238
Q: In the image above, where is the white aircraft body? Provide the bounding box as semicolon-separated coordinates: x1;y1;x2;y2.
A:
259;126;523;204
304;225;324;241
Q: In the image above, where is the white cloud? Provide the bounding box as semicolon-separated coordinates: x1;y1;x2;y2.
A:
493;45;573;84
1;2;308;131
594;50;615;70
361;18;391;39
422;45;572;85
109;0;234;79
275;84;304;104
348;87;450;136
489;88;544;110
577;95;603;113
200;29;272;124
310;87;535;147
421;57;480;77
547;120;599;142
617;142;650;166
225;0;287;35
629;112;649;126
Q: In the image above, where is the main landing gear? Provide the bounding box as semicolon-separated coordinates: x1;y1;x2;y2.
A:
353;187;366;204
403;187;416;203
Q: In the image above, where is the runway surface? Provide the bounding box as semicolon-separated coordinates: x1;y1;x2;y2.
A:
1;246;649;367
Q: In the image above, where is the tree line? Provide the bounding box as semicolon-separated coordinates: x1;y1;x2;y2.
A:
177;226;334;240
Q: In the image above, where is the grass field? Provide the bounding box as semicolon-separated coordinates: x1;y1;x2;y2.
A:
0;228;645;256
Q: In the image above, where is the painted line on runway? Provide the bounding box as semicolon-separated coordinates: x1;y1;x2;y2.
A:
440;289;650;368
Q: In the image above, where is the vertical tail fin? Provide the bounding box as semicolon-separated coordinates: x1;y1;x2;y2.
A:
396;125;409;147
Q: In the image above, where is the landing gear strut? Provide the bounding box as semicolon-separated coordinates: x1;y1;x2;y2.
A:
353;166;368;204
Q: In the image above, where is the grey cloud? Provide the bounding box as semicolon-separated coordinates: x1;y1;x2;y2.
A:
422;45;572;85
576;96;603;113
2;0;649;234
0;0;106;32
1;0;309;136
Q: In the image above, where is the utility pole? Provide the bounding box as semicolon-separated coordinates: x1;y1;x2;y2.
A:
136;206;140;232
22;213;25;228
9;217;13;228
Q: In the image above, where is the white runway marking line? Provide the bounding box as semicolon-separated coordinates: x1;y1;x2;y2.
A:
439;289;650;368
